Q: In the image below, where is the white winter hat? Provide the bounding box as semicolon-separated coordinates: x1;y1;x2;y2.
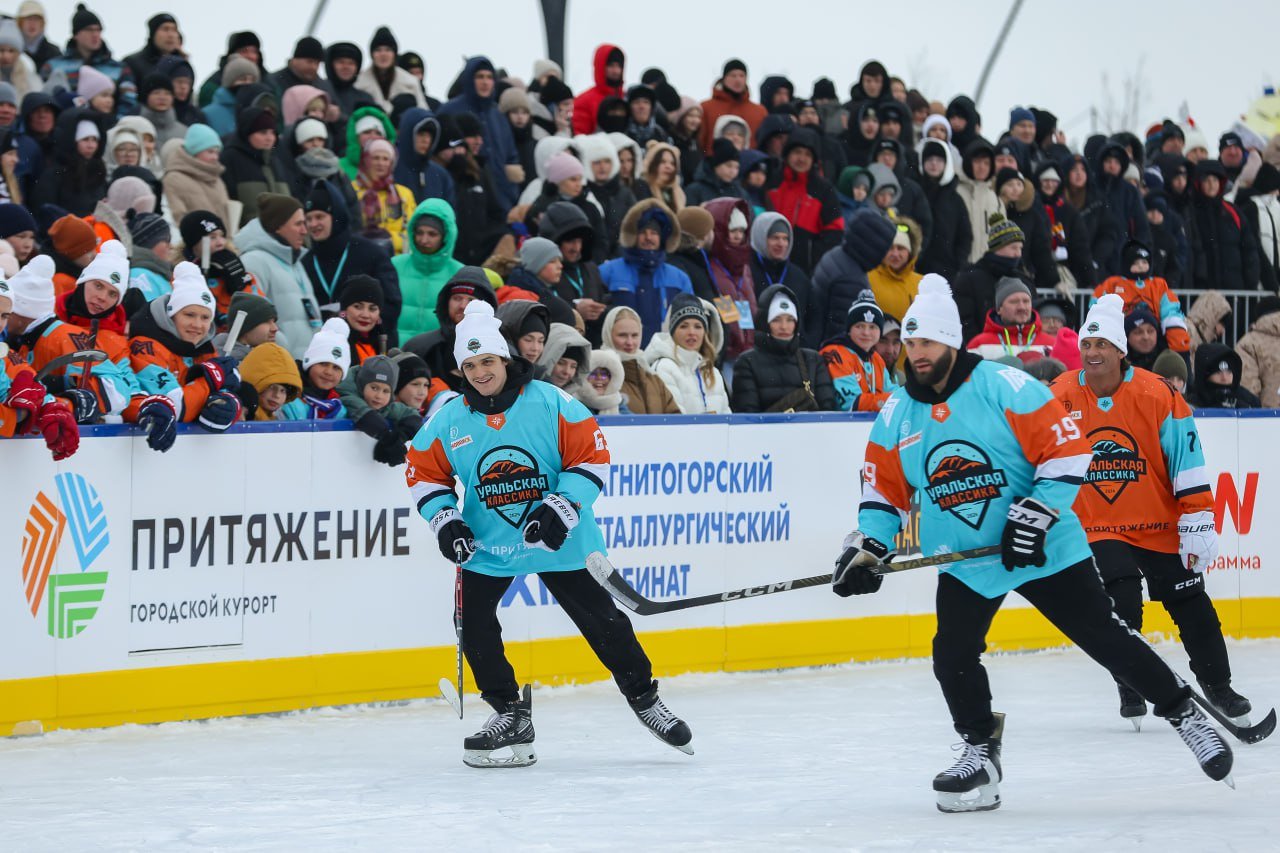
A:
303;317;352;376
728;207;748;232
354;115;385;137
453;299;510;366
8;255;55;318
766;291;798;324
75;120;100;142
1081;293;1127;355
902;273;962;348
294;118;328;146
77;239;131;295
167;261;215;318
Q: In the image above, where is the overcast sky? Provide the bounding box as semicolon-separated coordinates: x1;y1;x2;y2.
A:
40;0;1280;147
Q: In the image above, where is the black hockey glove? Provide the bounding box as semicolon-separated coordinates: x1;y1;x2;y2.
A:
353;410;392;439
1001;497;1058;570
208;249;253;292
429;507;476;565
136;395;178;452
60;387;101;424
832;532;893;597
523;493;579;552
196;389;243;432
372;432;408;466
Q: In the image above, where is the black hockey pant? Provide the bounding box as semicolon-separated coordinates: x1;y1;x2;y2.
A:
933;559;1189;743
460;568;655;710
1091;539;1231;687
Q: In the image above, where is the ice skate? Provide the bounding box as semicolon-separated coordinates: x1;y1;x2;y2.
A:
463;684;536;768
1117;682;1147;731
934;712;1004;813
628;683;693;755
1165;697;1233;787
1199;681;1253;727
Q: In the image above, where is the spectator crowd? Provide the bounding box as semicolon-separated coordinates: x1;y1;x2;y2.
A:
4;4;1280;464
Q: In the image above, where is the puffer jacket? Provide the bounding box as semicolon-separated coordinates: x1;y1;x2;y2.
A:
394;107;456;206
392;198;463;340
810;208;897;343
730;284;836;413
643;298;731;414
237;218;320;360
1187;290;1232;359
1236;311;1280;406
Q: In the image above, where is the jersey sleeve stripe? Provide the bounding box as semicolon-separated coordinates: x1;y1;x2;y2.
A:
565;463;607;490
1174;466;1209;495
1034;453;1093;483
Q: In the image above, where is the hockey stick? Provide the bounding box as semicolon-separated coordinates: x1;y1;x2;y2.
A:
222;310;247;357
438;562;465;718
587;546;1003;616
77;320;100;390
1191;690;1275;745
34;350;107;382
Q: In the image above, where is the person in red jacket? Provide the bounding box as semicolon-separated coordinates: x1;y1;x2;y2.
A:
572;44;624;136
698;58;768;153
767;128;844;274
965;276;1055;362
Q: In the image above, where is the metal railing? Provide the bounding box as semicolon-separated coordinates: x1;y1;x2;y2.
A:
1039;288;1276;348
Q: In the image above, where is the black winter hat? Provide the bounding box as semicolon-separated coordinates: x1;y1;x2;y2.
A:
339;274;385;310
370;26;397;54
179;210;226;250
626;85;654;106
1219;131;1243;152
668;293;707;330
127;209;170;249
0;202;37;238
148;13;177;38
398;52;425;75
877;101;908;127
389;350;430;392
453;112;483;139
518;306;550;339
710;137;739;168
1254;295;1280;322
72;4;101;34
640;68;666;86
327;41;362;66
722;58;747;77
783;127;821;159
872;138;900;162
539;76;573;106
139;73;173;100
1124;303;1158;336
811;78;837;101
994;166;1022;196
292;37;325;61
227;31;260;54
1123;240;1152;271
304;180;333;215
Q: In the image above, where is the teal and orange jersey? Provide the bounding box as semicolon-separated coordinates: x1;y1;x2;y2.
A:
858;355;1094;598
0;356;40;437
821;339;896;412
9;317;139;417
406;377;610;578
1051;366;1211;553
126;334;217;422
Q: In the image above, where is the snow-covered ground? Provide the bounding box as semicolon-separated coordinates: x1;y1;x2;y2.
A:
4;640;1277;852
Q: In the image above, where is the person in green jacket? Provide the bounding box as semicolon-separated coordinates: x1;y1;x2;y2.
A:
340;105;397;180
393;198;462;341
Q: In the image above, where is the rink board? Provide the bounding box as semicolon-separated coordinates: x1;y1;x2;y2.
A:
1;413;1276;734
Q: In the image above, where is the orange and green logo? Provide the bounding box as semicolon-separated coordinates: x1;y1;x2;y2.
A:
20;473;110;639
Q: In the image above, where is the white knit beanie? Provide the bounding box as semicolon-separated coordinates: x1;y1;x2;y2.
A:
294;118;328;146
902;273;962;348
303;317;352;376
766;291;798;324
453;300;511;366
77;240;131;295
167;261;215;317
1081;293;1128;354
8;255;55;318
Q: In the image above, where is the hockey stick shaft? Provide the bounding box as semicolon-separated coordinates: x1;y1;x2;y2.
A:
34;350;107;381
587;546;1002;615
78;320;99;389
222;311;248;358
438;563;466;718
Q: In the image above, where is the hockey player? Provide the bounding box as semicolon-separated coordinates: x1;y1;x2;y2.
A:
1092;240;1191;357
820;289;896;412
405;300;692;767
832;274;1233;812
1052;295;1253;727
1;282;80;458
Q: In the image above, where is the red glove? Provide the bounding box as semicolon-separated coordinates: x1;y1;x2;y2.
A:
36;401;79;461
5;370;45;434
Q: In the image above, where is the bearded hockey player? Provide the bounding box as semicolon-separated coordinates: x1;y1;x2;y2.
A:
405;300;692;767
1052;294;1253;728
831;274;1233;812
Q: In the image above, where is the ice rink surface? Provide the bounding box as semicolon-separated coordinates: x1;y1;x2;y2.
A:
3;640;1277;852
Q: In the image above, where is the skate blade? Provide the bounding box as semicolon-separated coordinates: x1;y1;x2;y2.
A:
463;744;537;769
936;784;1000;813
644;728;694;755
1128;716;1143;733
1222;773;1236;790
